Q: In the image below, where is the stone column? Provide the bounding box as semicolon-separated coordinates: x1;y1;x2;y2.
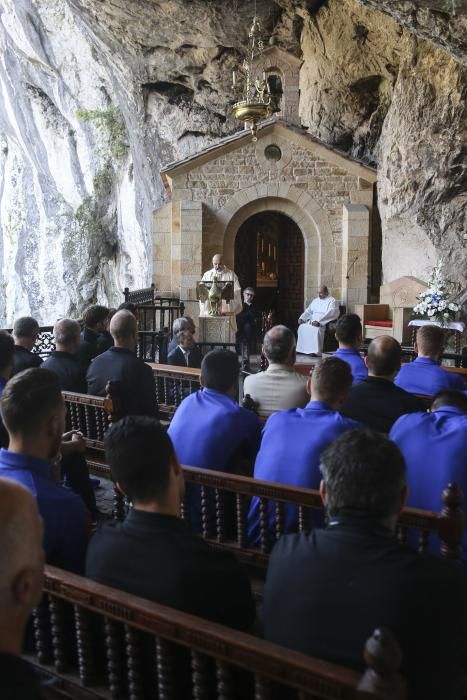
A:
152;202;172;294
341;203;370;312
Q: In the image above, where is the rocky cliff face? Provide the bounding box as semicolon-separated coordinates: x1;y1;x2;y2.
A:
0;0;464;323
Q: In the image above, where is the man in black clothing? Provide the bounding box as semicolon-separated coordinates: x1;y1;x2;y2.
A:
87;310;157;417
43;319;86;392
86;416;255;630
262;429;467;700
11;317;43;375
236;287;258;354
340;335;424;432
76;304;109;372
0;478;44;699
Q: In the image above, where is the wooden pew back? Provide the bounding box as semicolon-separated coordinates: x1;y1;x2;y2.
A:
87;458;464;571
30;565;405;700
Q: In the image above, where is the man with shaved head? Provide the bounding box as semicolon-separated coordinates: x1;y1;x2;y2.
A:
200;253;242;316
395;324;465;395
296;285;339;356
43;318;85;392
341;335;425;433
243;325;308;417
0;478;44;697
86;310;157;417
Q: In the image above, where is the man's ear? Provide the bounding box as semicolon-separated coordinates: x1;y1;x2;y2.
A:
306;378;312;396
319;480;327;507
364;355;369;369
414;341;419;354
11;568;37;608
47;413;59;439
199;373;205;388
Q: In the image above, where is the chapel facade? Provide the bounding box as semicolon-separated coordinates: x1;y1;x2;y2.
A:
152;47;378;326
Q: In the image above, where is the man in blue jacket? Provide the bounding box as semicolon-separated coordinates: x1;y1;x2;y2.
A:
248;357;360;543
390;389;467;560
333;313;367;384
395;324;465;395
168;349;261;529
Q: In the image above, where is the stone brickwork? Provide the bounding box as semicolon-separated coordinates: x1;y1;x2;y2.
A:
155;120;377;316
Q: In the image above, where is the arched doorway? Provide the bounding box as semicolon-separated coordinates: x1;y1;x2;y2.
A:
234;211;305;330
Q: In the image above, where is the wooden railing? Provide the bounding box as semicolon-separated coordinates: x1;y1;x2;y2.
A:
29;566;405;700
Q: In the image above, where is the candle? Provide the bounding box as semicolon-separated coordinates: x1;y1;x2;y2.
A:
261;236;264;253
232;70;236;87
268;243;271;257
274;245;276;261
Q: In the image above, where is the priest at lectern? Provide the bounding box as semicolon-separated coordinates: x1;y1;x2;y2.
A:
199;253;242;316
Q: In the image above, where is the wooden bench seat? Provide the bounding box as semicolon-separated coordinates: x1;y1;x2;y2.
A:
29;565;405;700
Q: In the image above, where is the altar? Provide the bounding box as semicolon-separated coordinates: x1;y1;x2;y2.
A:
198;315;236;344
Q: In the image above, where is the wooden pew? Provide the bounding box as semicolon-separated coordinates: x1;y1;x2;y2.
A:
86;457;464;572
29;565;406;700
147;362;201;422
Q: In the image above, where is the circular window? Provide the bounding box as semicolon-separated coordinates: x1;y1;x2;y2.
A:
264;144;282;162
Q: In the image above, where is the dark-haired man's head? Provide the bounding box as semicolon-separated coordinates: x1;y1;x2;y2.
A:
431;390;467;413
366;336;401;380
310;357;353;409
263;325;296;366
319;429;407;528
83;305;109;333
335;314;362;349
12;317;40;352
200;349;239;397
0;369;65;460
104;416;183;511
54;319;81;354
415;325;444;360
110;310;137;351
0;331;15;379
0;477;44;655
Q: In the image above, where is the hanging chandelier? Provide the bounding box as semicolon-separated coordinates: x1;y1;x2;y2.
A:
231;9;272;141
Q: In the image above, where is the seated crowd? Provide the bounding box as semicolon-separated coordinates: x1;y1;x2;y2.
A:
0;305;466;699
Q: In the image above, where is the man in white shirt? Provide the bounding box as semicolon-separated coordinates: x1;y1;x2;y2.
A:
243;325;308;418
296;286;339;356
200;253;242;316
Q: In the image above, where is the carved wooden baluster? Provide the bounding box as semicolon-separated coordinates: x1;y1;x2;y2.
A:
156;637;174;700
298;505;308;533
216;487;225;542
357;627;407;699
69;402;78;431
200;485;209;538
191;650;209;700
83;404;92;441
113;484;126;521
418;529;429;555
275;501;284;541
32;595;53;665
254;675;272;700
125;625;144;700
49;595;70;672
236;493;247;548
216;660;234;700
259;498;270;553
74;605;94;686
438;482;464;561
396;524;408;545
104;617;126;699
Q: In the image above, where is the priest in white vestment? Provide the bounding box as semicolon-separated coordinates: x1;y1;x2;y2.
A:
200;253;242;316
296;286;339;355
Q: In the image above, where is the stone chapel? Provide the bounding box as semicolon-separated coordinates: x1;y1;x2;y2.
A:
152;46;379;334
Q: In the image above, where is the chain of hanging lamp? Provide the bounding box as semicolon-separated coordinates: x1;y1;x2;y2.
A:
231;0;272;141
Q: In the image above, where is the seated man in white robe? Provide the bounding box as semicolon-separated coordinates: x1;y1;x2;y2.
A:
200;253;242;316
297;285;339;356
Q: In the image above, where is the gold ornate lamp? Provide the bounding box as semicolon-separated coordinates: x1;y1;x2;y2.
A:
232;10;272;141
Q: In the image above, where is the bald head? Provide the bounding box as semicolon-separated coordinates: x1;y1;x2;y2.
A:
318;285;329;299
263;325;296;364
54;318;81;352
0;478;44;650
110;310;137;349
212;254;225;272
367;336;402;379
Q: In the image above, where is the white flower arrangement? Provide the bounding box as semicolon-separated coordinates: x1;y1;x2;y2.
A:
413;262;459;324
